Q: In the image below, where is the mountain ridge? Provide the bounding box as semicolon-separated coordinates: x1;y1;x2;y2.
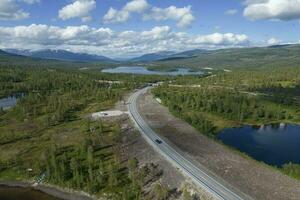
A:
4;49;116;63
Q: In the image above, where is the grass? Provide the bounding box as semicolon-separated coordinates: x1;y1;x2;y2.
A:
0;98;115;181
197;111;240;131
0;96;137;198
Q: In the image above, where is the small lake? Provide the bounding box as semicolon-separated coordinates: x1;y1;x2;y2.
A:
0;186;62;200
217;124;300;167
0;93;24;110
102;66;203;76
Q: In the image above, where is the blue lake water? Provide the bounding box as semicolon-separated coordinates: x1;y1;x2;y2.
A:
102;66;203;76
0;93;24;110
217;124;300;167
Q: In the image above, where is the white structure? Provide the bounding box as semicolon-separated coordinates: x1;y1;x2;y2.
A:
91;110;123;119
156;98;162;104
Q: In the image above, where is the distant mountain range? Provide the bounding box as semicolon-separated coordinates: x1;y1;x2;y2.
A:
2;44;300;69
4;49;116;63
0;49;19;57
128;49;211;62
129;51;176;62
149;44;300;69
1;49;208;63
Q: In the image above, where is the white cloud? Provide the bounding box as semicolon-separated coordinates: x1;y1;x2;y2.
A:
103;0;194;28
103;7;130;23
225;9;238;15
193;33;249;46
144;6;194;28
20;0;40;4
267;37;281;45
103;0;149;24
123;0;149;13
58;0;96;21
81;16;92;23
0;24;250;57
0;0;38;20
244;0;300;21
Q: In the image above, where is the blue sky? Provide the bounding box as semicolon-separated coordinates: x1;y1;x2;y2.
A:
0;0;300;57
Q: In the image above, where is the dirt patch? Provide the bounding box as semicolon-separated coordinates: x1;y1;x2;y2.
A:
137;90;300;200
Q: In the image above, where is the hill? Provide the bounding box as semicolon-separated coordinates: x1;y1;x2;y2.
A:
0;49;113;69
149;44;300;70
129;51;175;62
5;49;116;63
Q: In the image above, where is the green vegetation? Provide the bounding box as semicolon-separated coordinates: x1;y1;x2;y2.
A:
282;163;300;180
150;44;300;70
153;67;300;136
0;65;173;199
153;66;300;179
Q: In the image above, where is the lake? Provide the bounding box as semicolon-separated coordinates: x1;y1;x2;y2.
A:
0;186;62;200
0;93;24;110
217;124;300;167
101;66;203;76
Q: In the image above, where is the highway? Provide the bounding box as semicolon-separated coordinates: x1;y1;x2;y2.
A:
128;87;249;200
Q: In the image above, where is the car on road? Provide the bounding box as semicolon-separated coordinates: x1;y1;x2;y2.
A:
155;139;162;144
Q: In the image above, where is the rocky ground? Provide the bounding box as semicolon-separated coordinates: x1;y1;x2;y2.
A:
137;90;300;200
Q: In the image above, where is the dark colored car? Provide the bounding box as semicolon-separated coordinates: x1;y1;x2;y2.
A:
155;139;162;144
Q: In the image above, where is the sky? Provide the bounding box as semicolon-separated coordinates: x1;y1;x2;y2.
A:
0;0;300;58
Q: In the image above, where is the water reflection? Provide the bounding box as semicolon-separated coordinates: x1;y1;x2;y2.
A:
217;124;300;166
102;66;203;76
0;93;24;110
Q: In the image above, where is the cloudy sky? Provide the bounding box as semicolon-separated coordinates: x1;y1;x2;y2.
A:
0;0;300;57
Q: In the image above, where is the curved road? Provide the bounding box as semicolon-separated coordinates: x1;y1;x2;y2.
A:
128;87;251;200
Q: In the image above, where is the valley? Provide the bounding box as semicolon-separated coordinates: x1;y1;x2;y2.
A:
1;0;300;199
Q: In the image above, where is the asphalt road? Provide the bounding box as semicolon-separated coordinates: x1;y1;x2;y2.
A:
128;87;251;200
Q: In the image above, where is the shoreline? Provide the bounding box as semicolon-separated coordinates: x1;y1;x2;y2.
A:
0;181;95;200
140;89;300;200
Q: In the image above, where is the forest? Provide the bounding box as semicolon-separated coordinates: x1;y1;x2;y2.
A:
153;66;300;179
1;63;300;196
0;65;173;199
154;66;300;133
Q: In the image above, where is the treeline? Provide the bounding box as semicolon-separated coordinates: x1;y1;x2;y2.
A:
153;86;297;136
153;67;300;136
175;66;300;106
0;66;171;123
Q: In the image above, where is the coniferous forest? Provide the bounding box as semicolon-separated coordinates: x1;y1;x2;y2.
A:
153;66;300;179
1;63;300;197
0;65;172;199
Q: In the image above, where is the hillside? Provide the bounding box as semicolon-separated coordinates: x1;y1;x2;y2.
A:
0;49;113;69
5;49;116;63
129;51;175;62
150;44;300;70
